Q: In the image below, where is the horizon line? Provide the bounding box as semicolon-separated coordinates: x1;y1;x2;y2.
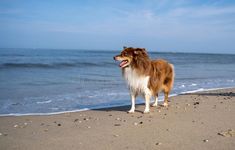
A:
0;47;235;55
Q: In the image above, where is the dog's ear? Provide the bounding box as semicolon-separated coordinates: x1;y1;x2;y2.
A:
134;50;139;55
134;48;145;54
123;46;127;49
134;48;148;57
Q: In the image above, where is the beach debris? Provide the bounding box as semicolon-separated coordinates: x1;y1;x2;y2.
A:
87;126;91;129
83;118;89;121
74;118;79;122
113;134;119;137
133;121;144;126
116;117;121;121
0;133;8;136
137;116;143;119
109;114;112;116
203;139;209;142
114;124;121;126
218;129;235;137
44;129;49;132
13;123;28;128
54;121;62;126
193;102;200;105
155;142;162;146
186;103;190;106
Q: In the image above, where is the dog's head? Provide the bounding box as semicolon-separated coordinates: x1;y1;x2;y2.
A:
113;47;149;68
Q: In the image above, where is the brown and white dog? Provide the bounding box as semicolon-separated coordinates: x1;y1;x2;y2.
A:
113;47;174;113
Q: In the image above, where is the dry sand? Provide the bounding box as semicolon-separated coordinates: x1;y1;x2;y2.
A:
0;88;235;150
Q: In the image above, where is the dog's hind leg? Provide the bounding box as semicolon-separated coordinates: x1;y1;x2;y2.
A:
163;64;174;107
151;93;159;107
163;78;174;107
163;91;169;107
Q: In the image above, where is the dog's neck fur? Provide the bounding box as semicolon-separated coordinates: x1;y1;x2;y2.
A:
122;56;152;95
130;54;151;76
122;66;151;96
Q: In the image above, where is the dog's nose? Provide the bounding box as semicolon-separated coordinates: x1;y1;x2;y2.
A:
113;56;116;60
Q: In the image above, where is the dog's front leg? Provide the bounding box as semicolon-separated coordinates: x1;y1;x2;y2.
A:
128;93;136;113
144;94;150;113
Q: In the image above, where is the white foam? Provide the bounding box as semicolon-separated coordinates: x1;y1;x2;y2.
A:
181;88;205;94
0;86;234;117
191;83;197;86
36;100;52;104
0;108;90;117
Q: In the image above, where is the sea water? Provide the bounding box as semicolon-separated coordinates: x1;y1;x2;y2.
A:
0;48;235;115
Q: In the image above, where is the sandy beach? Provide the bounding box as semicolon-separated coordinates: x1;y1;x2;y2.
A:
0;88;234;150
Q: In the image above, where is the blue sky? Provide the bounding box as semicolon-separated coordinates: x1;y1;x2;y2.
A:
0;0;235;53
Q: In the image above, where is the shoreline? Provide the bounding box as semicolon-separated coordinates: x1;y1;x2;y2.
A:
0;87;235;150
1;86;234;117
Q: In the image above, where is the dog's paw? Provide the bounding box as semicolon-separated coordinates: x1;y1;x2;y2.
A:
151;103;158;107
163;103;168;107
143;109;150;114
127;110;135;113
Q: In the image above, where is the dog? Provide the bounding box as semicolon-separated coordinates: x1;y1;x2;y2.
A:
113;47;174;113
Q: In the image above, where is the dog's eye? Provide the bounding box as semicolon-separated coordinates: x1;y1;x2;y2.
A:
123;52;128;56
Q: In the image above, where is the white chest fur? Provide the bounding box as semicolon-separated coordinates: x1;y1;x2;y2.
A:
123;67;151;96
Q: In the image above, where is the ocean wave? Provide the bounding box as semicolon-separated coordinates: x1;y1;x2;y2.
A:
36;100;52;104
0;62;115;69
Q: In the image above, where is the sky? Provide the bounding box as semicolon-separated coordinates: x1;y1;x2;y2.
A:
0;0;235;54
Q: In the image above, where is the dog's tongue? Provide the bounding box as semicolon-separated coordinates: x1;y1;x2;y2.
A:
119;60;126;67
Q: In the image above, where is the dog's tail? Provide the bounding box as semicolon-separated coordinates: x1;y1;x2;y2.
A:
169;63;175;91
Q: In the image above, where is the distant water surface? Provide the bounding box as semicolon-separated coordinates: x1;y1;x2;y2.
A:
0;49;235;115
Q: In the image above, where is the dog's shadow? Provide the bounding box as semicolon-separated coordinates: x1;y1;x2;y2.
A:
93;103;166;113
93;104;137;113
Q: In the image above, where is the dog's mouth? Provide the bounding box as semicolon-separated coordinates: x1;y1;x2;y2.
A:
119;60;129;68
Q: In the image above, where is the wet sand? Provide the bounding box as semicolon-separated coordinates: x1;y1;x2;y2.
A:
0;88;235;150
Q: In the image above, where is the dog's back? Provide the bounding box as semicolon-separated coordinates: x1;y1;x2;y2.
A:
148;59;174;95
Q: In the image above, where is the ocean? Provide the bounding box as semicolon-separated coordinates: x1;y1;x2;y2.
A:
0;48;235;116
